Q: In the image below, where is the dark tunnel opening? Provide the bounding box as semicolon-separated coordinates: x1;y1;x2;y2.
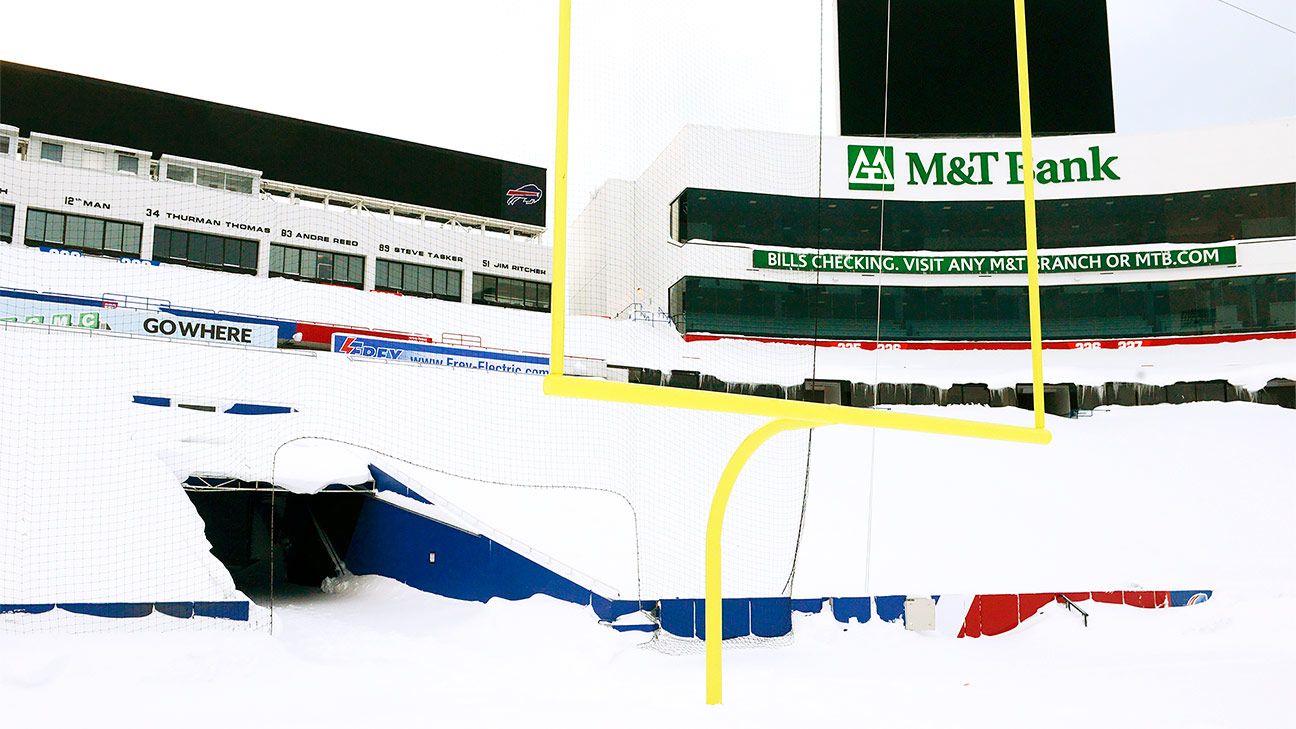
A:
183;484;369;602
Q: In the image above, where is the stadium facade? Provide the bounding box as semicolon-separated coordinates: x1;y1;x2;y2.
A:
0;62;1288;638
569;121;1295;350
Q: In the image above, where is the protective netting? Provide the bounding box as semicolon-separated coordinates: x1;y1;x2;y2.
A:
0;0;1067;640
0;30;823;634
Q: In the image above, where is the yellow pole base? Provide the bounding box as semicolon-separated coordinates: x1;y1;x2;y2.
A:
706;418;822;705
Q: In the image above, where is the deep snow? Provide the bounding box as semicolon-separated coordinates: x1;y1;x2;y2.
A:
2;575;1293;727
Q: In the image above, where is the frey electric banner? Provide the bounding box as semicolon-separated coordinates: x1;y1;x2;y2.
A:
0;300;278;348
333;334;549;376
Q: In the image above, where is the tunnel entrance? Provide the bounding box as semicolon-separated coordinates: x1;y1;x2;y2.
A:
183;479;370;601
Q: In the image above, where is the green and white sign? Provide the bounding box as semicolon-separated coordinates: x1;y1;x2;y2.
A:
847;145;896;191
752;245;1237;275
846;143;1119;189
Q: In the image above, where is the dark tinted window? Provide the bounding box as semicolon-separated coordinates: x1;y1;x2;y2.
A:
672;184;1295;251
375;258;462;302
269;243;364;288
0;204;13;243
669;273;1296;341
472;273;550;312
24;209;142;256
154;227;259;275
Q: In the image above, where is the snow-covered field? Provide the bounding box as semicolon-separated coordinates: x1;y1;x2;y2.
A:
1;252;1293;726
3;575;1293;727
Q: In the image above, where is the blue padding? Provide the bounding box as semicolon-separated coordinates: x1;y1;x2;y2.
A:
132;395;171;407
165;307;297;341
155;602;195;619
791;598;825;614
224;403;295;415
0;604;54;614
874;595;906;622
194;601;250;621
695;599;751;640
750;597;793;637
612;624;657;633
1169;590;1213;607
830;597;872;624
0;287;104;308
346;496;593;606
369;465;432;505
658;599;695;637
591;594;642;622
60;603;154;618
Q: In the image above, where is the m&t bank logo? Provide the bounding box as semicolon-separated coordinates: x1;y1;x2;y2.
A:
847;144;895;191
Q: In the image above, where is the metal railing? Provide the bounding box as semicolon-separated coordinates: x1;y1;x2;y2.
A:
1058;593;1090;627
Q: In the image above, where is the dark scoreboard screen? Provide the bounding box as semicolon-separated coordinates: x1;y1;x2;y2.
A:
838;0;1116;137
0;61;546;227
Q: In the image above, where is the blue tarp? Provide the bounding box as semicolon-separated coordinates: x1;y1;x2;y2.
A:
791;598;825;614
831;597;872;624
750;597;793;637
369;466;432;505
658;599;696;637
874;595;907;622
694;599;751;640
224;403;295;415
347;495;591;606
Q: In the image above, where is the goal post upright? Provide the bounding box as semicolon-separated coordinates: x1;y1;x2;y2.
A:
545;0;1051;706
1015;0;1047;430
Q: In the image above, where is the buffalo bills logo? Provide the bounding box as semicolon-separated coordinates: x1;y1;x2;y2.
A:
506;183;543;206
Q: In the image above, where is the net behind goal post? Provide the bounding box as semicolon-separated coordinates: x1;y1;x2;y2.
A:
547;0;1051;702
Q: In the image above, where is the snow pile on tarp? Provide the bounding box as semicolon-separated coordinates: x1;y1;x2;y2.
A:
271;439;375;494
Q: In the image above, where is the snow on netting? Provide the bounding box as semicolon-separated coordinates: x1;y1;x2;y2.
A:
0;25;813;633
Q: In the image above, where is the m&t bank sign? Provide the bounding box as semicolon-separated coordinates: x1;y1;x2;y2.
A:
848;143;1119;189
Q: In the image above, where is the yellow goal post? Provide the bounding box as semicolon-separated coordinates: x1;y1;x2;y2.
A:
543;0;1051;705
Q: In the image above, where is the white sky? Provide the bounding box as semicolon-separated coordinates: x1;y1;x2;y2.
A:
1;0;1292;215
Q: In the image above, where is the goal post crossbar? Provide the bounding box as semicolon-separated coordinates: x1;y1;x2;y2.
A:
544;0;1051;705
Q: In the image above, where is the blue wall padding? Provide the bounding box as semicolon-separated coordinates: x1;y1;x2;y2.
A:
224;403;295;415
0;287;103;308
874;595;907;622
612;623;656;633
0;604;54;614
792;598;825;614
346;496;593;606
155;602;195;618
831;597;872;624
194;601;250;620
750;597;793;637
132;395;171;407
1169;590;1213;607
61;603;154;618
695;599;751;640
658;599;696;637
369;466;432;505
591;594;642;622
